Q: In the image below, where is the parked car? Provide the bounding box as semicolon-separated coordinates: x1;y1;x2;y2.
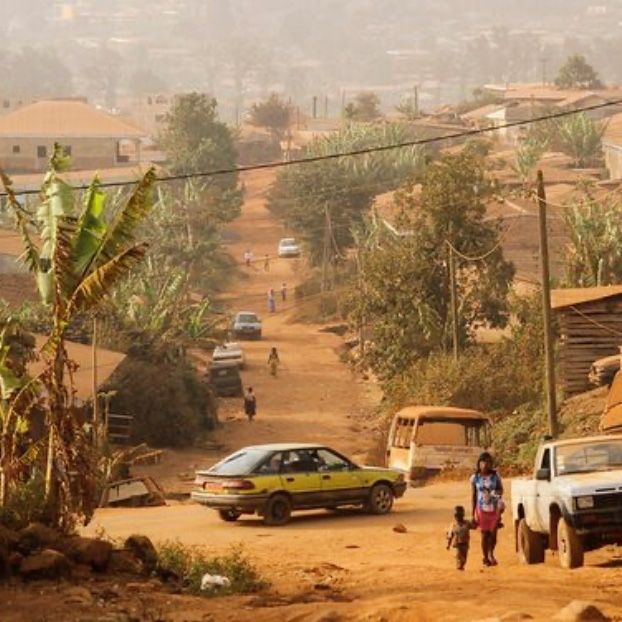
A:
386;406;492;483
207;361;243;397
191;443;407;525
232;312;262;340
588;354;620;388
512;434;622;568
278;238;300;258
212;342;245;369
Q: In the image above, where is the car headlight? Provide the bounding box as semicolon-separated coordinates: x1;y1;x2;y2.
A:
575;495;594;510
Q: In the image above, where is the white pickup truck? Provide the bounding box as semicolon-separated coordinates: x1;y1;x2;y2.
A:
512;434;622;568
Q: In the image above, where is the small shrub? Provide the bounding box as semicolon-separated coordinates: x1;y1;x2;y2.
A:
157;541;267;596
0;474;49;530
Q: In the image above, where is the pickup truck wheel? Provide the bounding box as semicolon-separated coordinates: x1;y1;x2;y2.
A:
218;509;241;522
557;518;584;569
263;494;292;526
366;483;394;515
517;518;545;564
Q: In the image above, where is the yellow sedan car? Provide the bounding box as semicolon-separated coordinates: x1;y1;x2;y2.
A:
191;443;407;525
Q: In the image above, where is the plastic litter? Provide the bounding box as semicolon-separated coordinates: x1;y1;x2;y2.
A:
200;573;231;591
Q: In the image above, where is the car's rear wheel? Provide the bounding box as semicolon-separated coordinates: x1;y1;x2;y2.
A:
366;483;394;515
557;518;584;569
218;509;241;522
517;518;545;564
263;494;292;526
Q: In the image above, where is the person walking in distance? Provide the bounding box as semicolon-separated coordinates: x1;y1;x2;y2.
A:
268;346;280;377
243;249;253;268
446;505;472;570
281;282;287;302
243;387;257;422
471;452;504;566
263;254;270;271
268;288;276;313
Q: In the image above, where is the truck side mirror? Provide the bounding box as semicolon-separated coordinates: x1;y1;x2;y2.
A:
536;468;551;481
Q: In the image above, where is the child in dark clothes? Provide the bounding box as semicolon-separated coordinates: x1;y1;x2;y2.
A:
446;505;472;570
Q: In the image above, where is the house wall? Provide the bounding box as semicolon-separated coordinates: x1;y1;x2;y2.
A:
557;297;622;396
0;137;125;172
604;143;622;179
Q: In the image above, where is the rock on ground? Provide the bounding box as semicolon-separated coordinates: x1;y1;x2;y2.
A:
19;548;71;581
124;535;157;572
18;523;61;554
57;536;113;571
553;601;610;622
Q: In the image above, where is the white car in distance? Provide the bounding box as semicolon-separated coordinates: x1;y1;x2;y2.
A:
212;342;245;369
278;238;300;258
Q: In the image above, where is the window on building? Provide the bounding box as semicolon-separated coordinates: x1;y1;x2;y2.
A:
37;146;47;158
12;145;20;154
63;145;72;156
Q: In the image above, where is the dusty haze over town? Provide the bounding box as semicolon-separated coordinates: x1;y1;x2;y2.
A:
3;0;622;117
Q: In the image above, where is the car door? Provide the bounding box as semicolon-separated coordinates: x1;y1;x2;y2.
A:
534;447;554;532
315;448;369;504
278;449;323;508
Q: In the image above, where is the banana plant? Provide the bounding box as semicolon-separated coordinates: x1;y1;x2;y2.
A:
0;144;156;528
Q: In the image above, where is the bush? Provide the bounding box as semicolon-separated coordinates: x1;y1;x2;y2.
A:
103;355;218;447
0;474;49;530
157;541;267;596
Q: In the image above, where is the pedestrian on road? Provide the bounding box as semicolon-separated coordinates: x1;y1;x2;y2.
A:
281;282;287;302
244;249;253;268
243;387;257;422
268;288;276;313
470;452;504;567
446;505;472;570
264;254;270;271
268;346;280;376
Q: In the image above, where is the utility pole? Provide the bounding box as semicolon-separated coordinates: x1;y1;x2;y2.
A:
536;170;558;437
312;95;318;119
413;84;419;117
321;205;330;293
92;316;99;446
447;242;459;361
324;95;328;118
341;90;346;115
540;57;548;86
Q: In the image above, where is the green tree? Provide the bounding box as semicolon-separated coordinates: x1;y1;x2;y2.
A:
563;192;622;287
344;91;382;121
248;93;292;140
160;93;243;223
348;152;514;379
0;146;156;529
267;124;424;267
555;54;603;89
513;137;547;184
556;112;605;168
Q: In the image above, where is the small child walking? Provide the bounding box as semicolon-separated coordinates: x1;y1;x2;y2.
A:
446;505;472;570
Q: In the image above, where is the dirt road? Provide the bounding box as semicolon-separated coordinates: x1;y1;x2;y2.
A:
78;170;622;620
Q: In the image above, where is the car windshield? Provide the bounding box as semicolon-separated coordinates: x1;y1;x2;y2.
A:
209;450;268;476
237;314;258;323
556;440;622;475
280;239;296;246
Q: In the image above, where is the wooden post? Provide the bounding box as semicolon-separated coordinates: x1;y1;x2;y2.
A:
448;242;459;361
312;96;318;119
414;85;419;117
92;316;99;446
536;170;558;436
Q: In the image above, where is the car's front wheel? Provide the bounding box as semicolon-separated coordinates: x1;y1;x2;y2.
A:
263;494;292;526
366;483;394;515
557;518;584;569
218;509;241;522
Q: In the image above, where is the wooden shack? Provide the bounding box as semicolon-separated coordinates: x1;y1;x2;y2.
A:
552;286;622;396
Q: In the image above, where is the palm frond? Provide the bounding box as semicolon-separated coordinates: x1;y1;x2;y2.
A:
73;177;107;278
86;169;156;273
67;243;149;318
0;169;40;272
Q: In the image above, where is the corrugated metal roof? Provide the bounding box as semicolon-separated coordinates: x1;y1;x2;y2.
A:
0;100;144;138
551;285;622;310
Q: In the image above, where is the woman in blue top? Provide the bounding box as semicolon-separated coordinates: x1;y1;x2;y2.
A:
470;451;504;566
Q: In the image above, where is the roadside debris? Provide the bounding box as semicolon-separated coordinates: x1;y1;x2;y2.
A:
392;523;408;534
553;601;610;622
98;476;166;508
200;573;231;591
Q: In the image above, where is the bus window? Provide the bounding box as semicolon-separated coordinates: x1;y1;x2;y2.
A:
392;417;414;449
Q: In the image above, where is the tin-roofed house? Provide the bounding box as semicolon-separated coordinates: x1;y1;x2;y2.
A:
552;286;622;396
0;99;144;173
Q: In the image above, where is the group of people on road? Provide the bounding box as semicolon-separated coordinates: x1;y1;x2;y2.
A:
267;284;287;313
242;347;282;421
447;452;504;570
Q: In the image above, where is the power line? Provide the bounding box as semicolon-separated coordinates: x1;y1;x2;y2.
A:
2;97;622;198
